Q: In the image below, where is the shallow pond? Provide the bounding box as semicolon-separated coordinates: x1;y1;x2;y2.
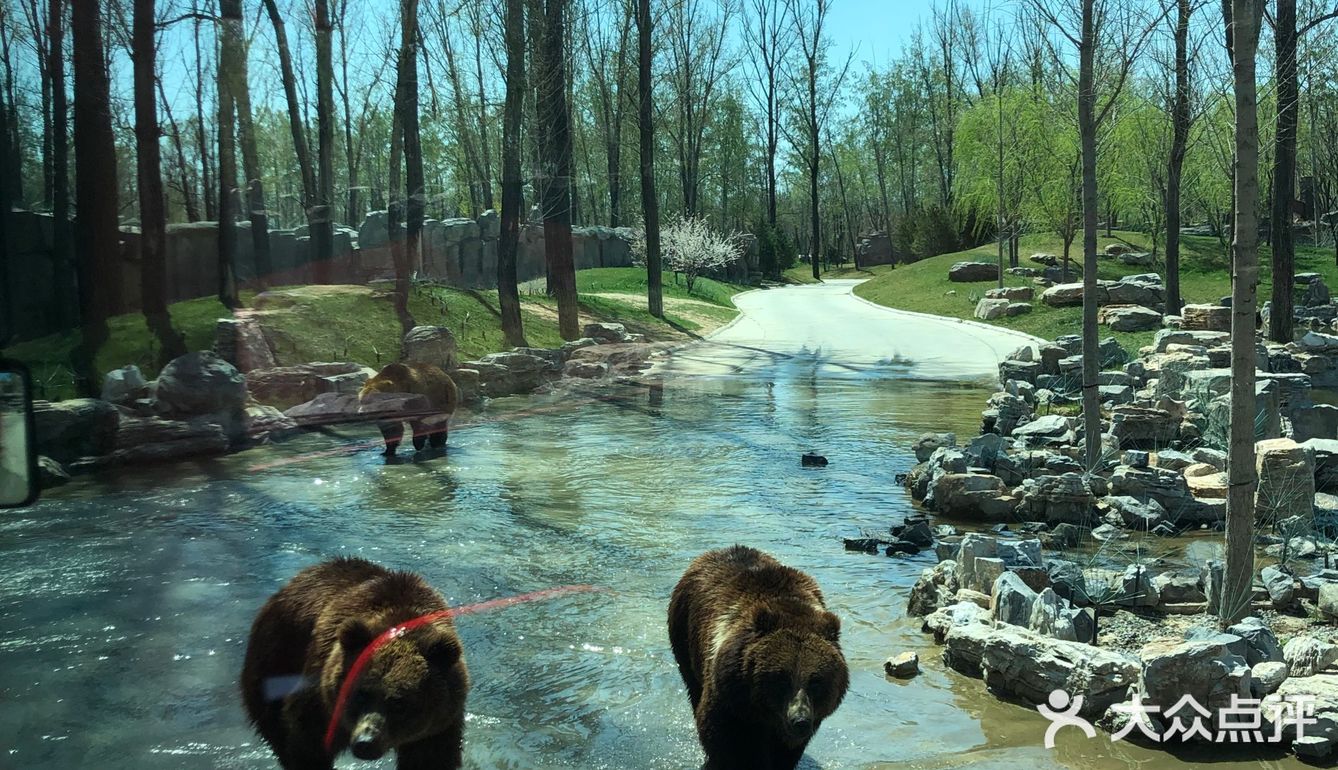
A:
0;325;1307;770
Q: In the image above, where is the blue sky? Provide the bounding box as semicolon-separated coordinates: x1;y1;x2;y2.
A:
826;0;947;71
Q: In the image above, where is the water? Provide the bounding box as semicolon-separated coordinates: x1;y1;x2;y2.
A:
0;294;1306;769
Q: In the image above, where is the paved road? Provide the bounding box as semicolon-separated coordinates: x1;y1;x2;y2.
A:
657;279;1042;382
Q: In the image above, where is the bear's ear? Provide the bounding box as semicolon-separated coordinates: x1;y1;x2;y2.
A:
422;633;462;669
339;619;376;656
818;611;841;643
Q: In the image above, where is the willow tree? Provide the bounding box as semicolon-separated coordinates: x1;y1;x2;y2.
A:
1222;0;1266;625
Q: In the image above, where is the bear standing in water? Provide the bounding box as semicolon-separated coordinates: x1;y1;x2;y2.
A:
358;362;459;455
240;557;469;770
668;546;849;770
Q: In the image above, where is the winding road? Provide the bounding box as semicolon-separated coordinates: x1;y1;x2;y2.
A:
658;279;1043;381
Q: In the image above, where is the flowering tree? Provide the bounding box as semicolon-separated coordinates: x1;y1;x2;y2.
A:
634;216;744;293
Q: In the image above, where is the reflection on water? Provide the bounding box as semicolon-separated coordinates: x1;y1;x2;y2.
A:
0;354;1306;769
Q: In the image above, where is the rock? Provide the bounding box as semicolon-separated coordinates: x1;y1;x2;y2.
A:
1100;305;1163;332
36;456;70;489
246;362;369;408
1256;438;1316;525
884;651;920;679
924;600;990;644
154;352;247;437
897;516;935;548
1098;699;1165;745
1185;466;1229;499
991;571;1038;627
583;322;631;343
954;588;991;608
563;360;609;379
912;432;957;463
998;359;1041;385
1285;636;1338;677
948;261;1000;282
974;297;1011;320
1005;302;1032;317
1181;304;1232;332
1111;464;1193;514
1110;406;1178;449
965;432;1008;469
986;285;1034;302
212;315;278;373
1118;251;1155;267
1017;472;1095;525
1320;583;1338;621
1105;495;1168;531
954;534;998;594
1203;560;1224;615
1122;450;1150;468
1138;639;1251;721
1264;672;1338;754
1300;330;1338;352
1306;438;1338;492
283;392;360;423
1011;414;1072;442
908;560;960;617
100;365;148;405
928;472;1014;520
561;337;599;357
106;415;231;465
1040;282;1088;307
1226;617;1283;666
982;391;1034;436
969;625;1139;718
1153;572;1205;604
244;404;298;441
401;326;459;370
1262;565;1302;613
33;398;119;464
1028;587;1085;642
801;452;828;467
1118;565;1159;608
468;351;555;397
1251;660;1289;697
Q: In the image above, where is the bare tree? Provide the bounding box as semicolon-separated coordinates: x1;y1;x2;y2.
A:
228;0;270;287
498;0;527;345
1165;0;1194;316
389;0;420;336
192;5;215;220
637;0;662;317
1221;0;1266;625
313;0;337;280
70;0;120;394
134;0;187;360
744;0;791;226
261;0;316;230
535;0;579;339
664;0;734;216
48;0;72;328
580;0;634;227
217;0;240;308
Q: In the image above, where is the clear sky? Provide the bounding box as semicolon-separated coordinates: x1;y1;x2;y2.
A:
825;0;948;72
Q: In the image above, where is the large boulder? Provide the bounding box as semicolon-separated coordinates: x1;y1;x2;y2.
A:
1100;305;1163;332
1256;438;1316;525
974;298;1011;320
991;571;1038;627
1138;639;1252;722
1016;472;1095;525
1110;406;1179;449
467;351;556;397
401;326;459;370
101;365;148;405
949;261;1000;282
908;560;960;617
1041;282;1089;307
927;472;1015;520
1284;636;1338;677
154;351;248;428
1181;304;1232;332
913;432;957;463
32;398;120;464
1263;672;1338;759
985;285;1034;302
583;322;632;343
109;415;230;465
246;362;372;408
1225;617;1283;666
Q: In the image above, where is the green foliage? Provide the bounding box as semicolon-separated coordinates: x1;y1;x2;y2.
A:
753;220;797;278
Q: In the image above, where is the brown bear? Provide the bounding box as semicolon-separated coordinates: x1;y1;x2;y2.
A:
358;362;459;455
240;557;469;770
668;546;849;770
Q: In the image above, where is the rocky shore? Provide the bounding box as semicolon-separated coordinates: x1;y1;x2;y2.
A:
862;276;1338;762
32;319;664;486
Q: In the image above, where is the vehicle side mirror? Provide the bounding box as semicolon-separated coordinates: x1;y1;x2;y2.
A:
0;359;38;508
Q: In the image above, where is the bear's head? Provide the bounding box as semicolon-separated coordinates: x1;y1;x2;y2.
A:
325;618;465;760
739;606;848;748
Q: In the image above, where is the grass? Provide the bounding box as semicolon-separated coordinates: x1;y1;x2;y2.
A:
782;263;895;284
851;230;1336;354
4;267;750;401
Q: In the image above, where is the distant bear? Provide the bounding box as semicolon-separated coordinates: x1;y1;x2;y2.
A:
240;557;469;770
359;362;459;455
668;546;849;770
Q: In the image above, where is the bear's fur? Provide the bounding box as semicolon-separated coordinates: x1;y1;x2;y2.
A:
240;557;469;770
668;546;849;770
358;362;459;455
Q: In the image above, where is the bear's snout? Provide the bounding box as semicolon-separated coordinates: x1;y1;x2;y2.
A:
350;712;388;760
784;690;815;743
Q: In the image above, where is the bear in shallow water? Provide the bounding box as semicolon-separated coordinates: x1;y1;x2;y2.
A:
240;557;469;770
668;545;849;770
358;361;459;455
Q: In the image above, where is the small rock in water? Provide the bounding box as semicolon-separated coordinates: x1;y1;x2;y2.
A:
884;651;920;679
802;452;829;467
989;523;1011;535
885;540;920;556
843;537;880;553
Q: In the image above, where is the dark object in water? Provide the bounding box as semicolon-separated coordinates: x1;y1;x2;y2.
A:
802;452;829;467
894;472;908;485
843;538;881;553
885;540;920;556
989;523;1011;535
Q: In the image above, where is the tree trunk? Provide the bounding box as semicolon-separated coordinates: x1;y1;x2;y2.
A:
400;0;423;337
1166;0;1191;317
217;0;240;309
313;0;336;281
336;0;359;227
48;0;73;329
134;0;187;362
388;0;416;337
498;0;527;346
472;10;495;211
262;0;317;230
1270;0;1298;343
1223;0;1264;625
537;0;579;340
193;13;215;220
70;0;119;395
227;0;270;288
808;60;820;282
1078;0;1102;469
637;0;662;318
